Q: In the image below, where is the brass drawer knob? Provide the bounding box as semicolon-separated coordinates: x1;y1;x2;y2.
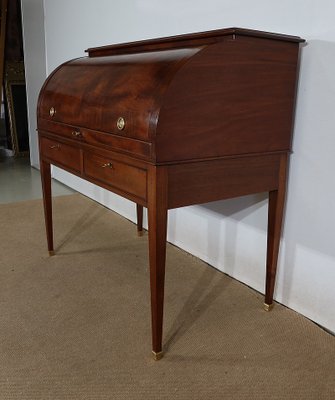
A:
102;162;113;169
49;144;60;150
49;107;56;117
116;117;125;130
72;130;82;137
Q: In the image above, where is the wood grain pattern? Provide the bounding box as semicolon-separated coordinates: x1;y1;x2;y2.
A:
87;27;303;57
40;160;53;253
265;154;288;306
38;28;304;359
156;37;299;162
83;152;147;201
147;166;168;355
38;119;152;160
40;136;81;173
167;154;280;209
38;48;200;142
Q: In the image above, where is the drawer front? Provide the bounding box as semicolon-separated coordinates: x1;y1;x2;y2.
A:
38;120;83;141
84;153;147;200
38;119;152;160
40;137;81;172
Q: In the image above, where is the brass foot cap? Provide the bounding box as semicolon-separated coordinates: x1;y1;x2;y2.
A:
137;230;143;237
264;303;274;312
48;250;55;256
152;351;164;361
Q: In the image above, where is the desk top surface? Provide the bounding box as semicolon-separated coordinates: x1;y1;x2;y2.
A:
86;27;305;57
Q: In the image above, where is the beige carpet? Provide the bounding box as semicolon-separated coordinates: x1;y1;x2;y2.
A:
0;194;334;399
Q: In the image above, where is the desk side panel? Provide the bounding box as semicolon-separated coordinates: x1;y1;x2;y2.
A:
167;154;281;209
156;36;301;163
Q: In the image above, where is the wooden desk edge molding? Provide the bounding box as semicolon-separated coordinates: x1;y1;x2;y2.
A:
37;27;305;360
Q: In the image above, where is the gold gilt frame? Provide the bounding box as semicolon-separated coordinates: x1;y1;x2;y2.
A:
4;61;29;157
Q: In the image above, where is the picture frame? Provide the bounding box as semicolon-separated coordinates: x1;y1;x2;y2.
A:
4;61;29;156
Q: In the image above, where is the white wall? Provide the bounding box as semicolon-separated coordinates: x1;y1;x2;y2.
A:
23;0;335;333
20;0;46;168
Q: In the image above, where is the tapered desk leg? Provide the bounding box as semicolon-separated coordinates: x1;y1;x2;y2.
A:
40;160;54;256
148;166;168;360
264;154;288;310
136;204;143;236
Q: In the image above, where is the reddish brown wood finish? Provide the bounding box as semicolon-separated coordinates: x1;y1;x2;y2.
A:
37;28;304;359
40;160;53;253
265;154;288;305
38;119;152;160
147;166;168;355
136;204;143;235
156;37;299;162
83;152;147;201
40;136;81;173
86;27;303;57
167;154;281;209
38;48;200;142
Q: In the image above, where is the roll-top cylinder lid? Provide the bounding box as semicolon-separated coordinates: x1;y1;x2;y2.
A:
38;27;304;144
38;47;201;141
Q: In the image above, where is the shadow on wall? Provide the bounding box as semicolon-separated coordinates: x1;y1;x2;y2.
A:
203;193;267;273
166;191;269;283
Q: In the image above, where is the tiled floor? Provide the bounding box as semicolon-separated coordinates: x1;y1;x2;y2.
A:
0;156;74;204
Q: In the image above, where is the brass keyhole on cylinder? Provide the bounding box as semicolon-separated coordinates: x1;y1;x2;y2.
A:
49;107;56;117
116;117;125;130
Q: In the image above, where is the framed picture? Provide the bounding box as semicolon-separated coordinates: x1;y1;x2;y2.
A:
4;61;29;156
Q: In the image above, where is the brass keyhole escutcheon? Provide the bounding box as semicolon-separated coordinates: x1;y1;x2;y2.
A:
49;107;56;117
116;117;125;130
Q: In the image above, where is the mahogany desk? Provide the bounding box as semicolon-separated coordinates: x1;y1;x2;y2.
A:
37;28;305;360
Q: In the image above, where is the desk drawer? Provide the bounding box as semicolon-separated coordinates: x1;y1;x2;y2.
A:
38;119;152;160
84;153;147;200
40;137;81;172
